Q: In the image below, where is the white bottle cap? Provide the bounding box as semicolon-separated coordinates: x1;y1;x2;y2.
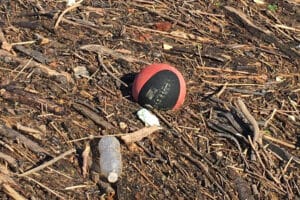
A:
108;172;118;183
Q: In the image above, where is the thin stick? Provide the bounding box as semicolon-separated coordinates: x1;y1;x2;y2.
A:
237;98;262;146
25;177;65;199
216;82;228;98
2;183;27;200
262;133;296;149
197;66;258;75
281;156;293;178
131;163;160;191
180;153;226;195
54;0;83;29
202;79;263;86
0;152;17;167
264;108;277;128
66;133;127;143
129;2;191;28
65;184;94;190
248;136;265;171
274;24;300;32
18;148;76;177
97;54;128;87
11;41;36;46
16;122;43;140
13;58;32;80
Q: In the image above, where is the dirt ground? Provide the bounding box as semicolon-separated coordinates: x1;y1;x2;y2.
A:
0;0;299;199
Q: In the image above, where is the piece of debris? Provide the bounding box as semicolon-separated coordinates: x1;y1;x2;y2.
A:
66;0;76;6
137;108;160;126
98;136;122;183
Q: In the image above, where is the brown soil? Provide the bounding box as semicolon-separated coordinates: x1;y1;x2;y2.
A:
0;1;299;199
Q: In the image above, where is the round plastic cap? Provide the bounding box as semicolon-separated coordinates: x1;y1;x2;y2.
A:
108;172;118;183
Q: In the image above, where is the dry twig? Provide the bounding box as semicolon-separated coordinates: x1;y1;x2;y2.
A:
80;44;149;64
0;152;17;169
18;148;76;177
97;54;128;87
72;103;114;130
224;6;300;59
0;125;49;155
25;176;65;199
2;184;26;200
54;0;84;29
236;98;262;146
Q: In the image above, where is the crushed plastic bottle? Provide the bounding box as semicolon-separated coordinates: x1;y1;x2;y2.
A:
98;136;122;183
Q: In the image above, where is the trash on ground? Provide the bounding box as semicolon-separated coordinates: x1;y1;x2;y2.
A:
137;108;160;126
98;136;122;183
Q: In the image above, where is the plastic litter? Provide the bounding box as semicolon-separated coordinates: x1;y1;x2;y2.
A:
66;0;76;6
137;108;160;126
98;136;122;183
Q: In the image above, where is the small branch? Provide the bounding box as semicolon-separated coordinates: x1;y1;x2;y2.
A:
236;98;262;146
0;152;18;169
80;44;149;64
263;108;277;128
16;123;43;140
129;3;191;28
1;87;66;115
262;132;296;149
180;153;226;195
72;103;113;130
248;135;265;170
2;184;27;200
131;163;160;191
54;0;83;29
0;50;73;83
25;177;65;199
18;148;76;177
0;125;49;155
224;6;300;59
13;58;33;80
97;54;128;87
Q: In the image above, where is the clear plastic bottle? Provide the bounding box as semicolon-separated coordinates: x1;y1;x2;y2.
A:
98;136;122;183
